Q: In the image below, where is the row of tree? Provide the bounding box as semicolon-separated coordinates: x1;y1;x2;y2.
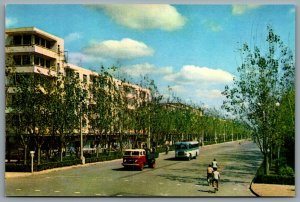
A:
5;63;250;165
222;26;295;174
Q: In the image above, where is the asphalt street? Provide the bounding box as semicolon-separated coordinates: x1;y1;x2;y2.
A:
5;140;263;197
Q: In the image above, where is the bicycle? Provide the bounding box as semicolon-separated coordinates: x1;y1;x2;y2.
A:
212;179;219;192
207;174;213;186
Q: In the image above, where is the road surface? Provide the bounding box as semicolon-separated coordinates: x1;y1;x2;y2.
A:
5;140;263;197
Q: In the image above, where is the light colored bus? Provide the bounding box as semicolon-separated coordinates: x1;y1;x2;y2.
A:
175;141;200;160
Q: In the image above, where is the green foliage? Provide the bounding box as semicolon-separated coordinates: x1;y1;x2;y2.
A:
222;25;295;174
254;174;295;185
254;162;295;185
5;164;31;172
279;166;294;177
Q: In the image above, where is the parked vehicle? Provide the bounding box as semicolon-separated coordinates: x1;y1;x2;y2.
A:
175;141;199;160
122;149;158;170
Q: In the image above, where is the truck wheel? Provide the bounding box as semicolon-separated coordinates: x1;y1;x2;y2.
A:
194;152;198;159
188;154;192;161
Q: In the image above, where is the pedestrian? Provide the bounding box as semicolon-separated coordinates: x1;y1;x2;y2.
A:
207;164;214;185
165;144;169;154
212;158;218;170
212;168;220;191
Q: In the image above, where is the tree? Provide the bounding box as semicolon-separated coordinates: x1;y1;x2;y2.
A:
222;26;295;175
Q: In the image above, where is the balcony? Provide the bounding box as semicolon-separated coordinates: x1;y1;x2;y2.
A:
6;65;57;77
5;45;59;59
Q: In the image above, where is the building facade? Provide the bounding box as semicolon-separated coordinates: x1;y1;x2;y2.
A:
5;27;151;162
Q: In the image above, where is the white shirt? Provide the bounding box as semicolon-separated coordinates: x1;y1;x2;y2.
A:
213;171;220;180
212;161;218;168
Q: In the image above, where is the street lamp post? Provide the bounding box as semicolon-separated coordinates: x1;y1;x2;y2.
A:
30;151;35;173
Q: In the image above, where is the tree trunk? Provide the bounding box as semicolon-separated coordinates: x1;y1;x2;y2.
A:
60;146;63;162
264;152;270;175
37;145;41;165
24;145;28;165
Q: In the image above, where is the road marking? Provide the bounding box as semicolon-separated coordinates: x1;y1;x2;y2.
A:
16;189;22;191
95;193;102;196
54;190;60;193
74;192;80;194
124;179;129;182
34;190;41;192
45;177;50;179
159;182;164;185
116;194;123;196
177;184;181;186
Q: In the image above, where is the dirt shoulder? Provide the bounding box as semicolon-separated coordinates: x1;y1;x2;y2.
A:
251;182;295;197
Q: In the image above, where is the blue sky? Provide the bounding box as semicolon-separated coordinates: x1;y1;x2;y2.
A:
6;4;295;109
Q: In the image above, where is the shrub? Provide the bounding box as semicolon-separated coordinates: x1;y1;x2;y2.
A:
254;174;295;185
5;164;31;172
279;166;294;177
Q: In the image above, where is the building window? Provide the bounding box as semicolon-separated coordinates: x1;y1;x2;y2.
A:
34;56;39;66
83;74;87;83
34;35;40;45
45;40;50;49
13;55;21;65
45;60;50;68
13;35;22;45
40;38;45;47
23;35;31;45
22;55;30;65
40;58;45;67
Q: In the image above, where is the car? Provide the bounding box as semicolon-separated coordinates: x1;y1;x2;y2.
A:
122;148;158;170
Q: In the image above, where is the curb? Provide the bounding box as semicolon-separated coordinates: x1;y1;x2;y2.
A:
249;180;260;197
5;158;122;179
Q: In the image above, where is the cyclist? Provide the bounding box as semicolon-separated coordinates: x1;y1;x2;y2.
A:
212;158;218;169
207;164;214;185
212;168;220;191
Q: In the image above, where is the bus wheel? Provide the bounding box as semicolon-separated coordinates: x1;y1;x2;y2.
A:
139;164;144;171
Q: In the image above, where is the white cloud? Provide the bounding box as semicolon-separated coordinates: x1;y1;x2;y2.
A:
89;4;186;31
164;65;234;85
68;52;105;66
82;38;154;60
232;5;261;15
6;17;18;27
202;20;223;32
119;63;173;77
196;89;223;99
65;32;82;43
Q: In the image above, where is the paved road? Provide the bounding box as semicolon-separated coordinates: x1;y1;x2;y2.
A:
5;140;263;197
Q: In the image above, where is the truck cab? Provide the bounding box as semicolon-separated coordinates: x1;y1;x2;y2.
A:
122;149;157;170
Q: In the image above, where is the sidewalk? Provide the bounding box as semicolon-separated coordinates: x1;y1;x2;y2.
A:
5;158;121;179
250;182;295;197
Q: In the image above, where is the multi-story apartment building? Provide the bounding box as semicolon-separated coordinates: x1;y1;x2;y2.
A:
5;27;151;161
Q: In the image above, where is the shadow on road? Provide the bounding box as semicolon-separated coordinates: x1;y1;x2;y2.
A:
112;167;127;171
164;157;183;161
198;189;216;194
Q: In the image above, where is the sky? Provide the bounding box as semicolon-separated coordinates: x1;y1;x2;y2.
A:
5;4;295;109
